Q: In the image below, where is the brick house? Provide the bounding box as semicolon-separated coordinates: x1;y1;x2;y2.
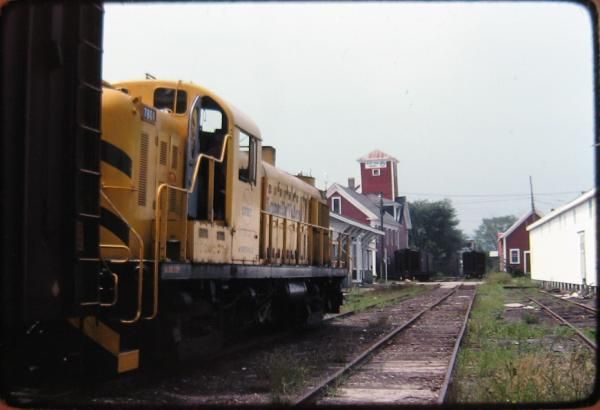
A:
497;210;543;273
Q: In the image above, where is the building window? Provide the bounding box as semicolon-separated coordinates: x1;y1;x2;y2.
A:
372;169;381;176
509;248;520;264
332;196;341;213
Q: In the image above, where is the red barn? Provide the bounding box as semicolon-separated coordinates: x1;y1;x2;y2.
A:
497;210;543;273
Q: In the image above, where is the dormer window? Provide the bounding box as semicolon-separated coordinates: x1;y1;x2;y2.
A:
332;196;341;214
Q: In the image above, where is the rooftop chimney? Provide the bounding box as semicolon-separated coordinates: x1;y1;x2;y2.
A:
297;173;316;187
348;177;356;190
262;146;276;166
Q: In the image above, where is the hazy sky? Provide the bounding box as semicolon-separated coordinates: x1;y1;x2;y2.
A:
103;2;595;235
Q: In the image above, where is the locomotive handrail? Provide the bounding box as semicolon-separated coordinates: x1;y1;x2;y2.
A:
98;244;125;307
100;272;119;307
259;210;350;268
149;134;231;321
259;210;333;231
261;210;328;264
331;230;351;269
101;184;138;191
100;190;145;324
99;244;131;263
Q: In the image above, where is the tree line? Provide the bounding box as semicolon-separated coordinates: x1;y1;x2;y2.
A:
409;199;516;273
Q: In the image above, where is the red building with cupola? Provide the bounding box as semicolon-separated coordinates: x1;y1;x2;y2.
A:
326;149;411;282
358;149;399;200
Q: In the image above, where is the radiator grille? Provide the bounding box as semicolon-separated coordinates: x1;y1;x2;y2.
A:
169;190;177;213
160;141;168;165
138;133;149;206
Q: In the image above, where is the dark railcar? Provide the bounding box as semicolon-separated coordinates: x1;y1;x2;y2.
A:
462;251;486;278
392;249;432;281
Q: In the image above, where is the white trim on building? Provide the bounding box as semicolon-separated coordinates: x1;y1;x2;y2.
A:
509;248;520;264
326;183;378;219
331;196;341;214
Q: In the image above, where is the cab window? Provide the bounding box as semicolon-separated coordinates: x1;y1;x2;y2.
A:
154;87;187;114
238;129;257;184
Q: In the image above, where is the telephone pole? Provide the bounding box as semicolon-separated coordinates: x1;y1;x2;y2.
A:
529;176;535;212
379;193;385;283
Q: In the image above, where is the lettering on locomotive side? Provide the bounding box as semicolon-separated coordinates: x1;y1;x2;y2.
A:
238;246;253;254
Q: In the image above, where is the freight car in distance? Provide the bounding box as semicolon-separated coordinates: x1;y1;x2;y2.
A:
391;249;434;281
461;251;487;279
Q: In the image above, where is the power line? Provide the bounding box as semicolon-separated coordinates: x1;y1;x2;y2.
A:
403;190;584;198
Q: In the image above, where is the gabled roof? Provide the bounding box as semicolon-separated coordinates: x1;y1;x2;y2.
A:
327;183;400;227
527;188;596;231
327;183;377;219
330;212;384;236
357;149;398;163
364;193;412;229
498;209;544;239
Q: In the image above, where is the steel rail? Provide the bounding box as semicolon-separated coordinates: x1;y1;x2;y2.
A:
216;287;442;368
324;283;442;323
538;289;597;313
437;286;477;404
292;286;460;406
527;296;596;350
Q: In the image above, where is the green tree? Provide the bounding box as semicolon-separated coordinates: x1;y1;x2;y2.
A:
473;215;517;252
409;199;465;272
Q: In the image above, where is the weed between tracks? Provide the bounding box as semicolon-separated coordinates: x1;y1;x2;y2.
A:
449;274;596;404
341;284;428;313
259;352;309;402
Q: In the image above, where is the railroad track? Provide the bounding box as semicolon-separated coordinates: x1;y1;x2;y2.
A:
526;290;597;350
203;287;438;368
33;284;458;407
293;284;476;406
538;289;597;313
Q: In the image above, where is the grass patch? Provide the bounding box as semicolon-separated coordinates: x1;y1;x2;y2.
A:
449;275;596;404
454;349;595;403
340;284;427;314
260;351;310;401
485;271;512;285
583;327;596;342
512;276;539;288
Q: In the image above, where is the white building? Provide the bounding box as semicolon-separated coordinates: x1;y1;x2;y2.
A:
330;212;384;285
527;189;596;292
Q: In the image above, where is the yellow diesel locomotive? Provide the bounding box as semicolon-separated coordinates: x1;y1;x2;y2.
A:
70;79;349;373
0;1;348;393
